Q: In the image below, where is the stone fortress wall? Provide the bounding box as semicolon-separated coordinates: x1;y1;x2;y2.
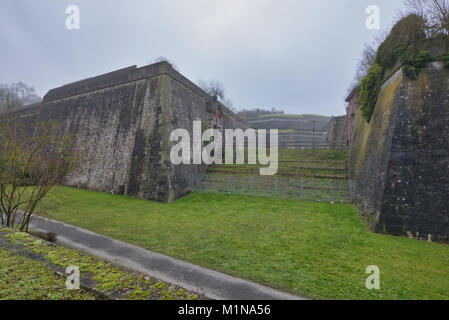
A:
325;115;346;146
349;60;449;242
10;62;248;202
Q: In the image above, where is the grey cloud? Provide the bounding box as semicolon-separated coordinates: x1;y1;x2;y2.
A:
0;0;405;115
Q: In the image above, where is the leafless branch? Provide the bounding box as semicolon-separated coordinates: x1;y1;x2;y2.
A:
0;112;82;231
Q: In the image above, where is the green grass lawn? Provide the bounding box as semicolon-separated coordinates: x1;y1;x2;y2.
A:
200;174;351;203
0;246;95;300
206;149;350;201
211;149;348;177
264;149;348;162
36;187;449;300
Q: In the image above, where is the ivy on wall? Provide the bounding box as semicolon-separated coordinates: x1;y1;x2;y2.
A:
359;64;384;123
401;49;432;80
358;14;432;123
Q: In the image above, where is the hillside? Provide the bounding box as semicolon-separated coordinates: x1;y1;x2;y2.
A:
240;113;332;148
245;113;330;131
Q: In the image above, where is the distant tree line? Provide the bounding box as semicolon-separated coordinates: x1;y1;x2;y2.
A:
236;108;285;120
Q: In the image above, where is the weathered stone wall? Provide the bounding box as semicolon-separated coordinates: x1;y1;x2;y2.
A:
8;62;248;202
163;71;210;201
326;115;346;146
349;62;449;242
344;88;360;146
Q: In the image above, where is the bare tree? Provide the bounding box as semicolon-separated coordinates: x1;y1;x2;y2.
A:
197;78;226;100
346;32;388;96
346;43;378;96
354;43;377;83
0;82;41;111
237;108;285;120
0;114;82;232
405;0;449;35
221;98;237;112
405;0;426;17
197;78;237;111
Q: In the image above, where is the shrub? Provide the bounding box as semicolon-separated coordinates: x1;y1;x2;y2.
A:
375;14;427;69
359;14;431;123
358;63;384;123
401;49;432;80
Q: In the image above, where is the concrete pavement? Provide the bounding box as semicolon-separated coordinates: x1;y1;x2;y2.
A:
26;214;305;300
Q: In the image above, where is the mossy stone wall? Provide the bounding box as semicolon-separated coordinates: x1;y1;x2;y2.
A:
349;62;449;242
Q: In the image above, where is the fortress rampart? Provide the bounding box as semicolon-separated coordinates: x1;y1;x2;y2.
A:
349;61;449;242
9;62;248;202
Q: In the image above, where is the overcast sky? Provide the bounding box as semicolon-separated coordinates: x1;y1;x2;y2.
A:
0;0;406;116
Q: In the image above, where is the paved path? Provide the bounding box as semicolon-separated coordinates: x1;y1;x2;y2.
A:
26;214;305;300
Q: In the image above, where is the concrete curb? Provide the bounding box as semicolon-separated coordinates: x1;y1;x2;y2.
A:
27;214;306;300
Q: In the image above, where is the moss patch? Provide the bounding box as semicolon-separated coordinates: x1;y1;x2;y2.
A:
2;229;200;300
0;246;95;300
359;63;385;123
